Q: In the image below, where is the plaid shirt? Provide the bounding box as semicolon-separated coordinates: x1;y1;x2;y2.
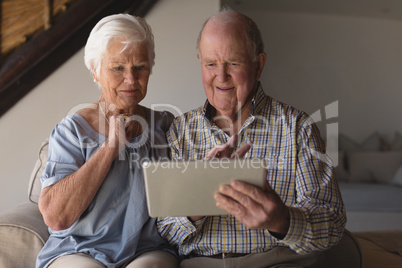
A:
157;84;346;256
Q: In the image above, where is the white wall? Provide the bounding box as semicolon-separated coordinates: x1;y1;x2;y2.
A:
0;49;99;213
4;1;402;213
232;9;402;144
142;0;218;114
0;0;219;213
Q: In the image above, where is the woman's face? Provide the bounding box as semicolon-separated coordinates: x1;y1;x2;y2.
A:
97;38;150;111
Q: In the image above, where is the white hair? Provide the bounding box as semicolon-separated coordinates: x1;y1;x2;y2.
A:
84;14;155;77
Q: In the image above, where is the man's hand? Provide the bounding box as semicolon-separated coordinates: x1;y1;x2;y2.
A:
214;180;290;236
206;134;252;159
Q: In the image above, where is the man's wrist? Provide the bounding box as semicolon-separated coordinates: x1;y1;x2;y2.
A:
269;230;287;240
189;216;204;222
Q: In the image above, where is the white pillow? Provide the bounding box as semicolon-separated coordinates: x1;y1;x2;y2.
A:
392;166;402;187
339;132;382;152
348;152;402;184
28;139;48;203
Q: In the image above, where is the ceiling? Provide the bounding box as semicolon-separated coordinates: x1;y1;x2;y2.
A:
223;0;402;21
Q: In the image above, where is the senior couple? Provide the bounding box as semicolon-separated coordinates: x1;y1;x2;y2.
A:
36;9;346;268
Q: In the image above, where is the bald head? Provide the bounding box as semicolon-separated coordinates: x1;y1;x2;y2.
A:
196;10;264;61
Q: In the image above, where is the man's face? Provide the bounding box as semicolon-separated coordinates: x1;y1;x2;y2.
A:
198;21;264;117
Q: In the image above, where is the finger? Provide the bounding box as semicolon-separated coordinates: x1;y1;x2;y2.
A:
207;143;236;159
228;134;238;149
262;177;271;192
123;116;136;138
116;115;126;132
110;115;127;142
215;191;247;216
207;135;239;159
230;180;270;205
106;115;120;148
218;145;235;158
110;114;124;125
216;186;264;227
218;184;262;211
231;141;252;158
206;144;226;159
215;194;263;230
108;115;120;137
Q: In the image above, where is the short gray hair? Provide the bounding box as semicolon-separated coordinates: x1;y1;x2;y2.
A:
196;9;264;61
84;14;155;77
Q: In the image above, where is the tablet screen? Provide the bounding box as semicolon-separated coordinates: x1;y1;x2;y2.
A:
143;159;266;217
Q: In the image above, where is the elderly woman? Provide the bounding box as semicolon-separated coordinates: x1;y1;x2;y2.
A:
36;14;177;268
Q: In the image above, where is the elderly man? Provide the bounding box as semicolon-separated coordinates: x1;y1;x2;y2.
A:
157;9;346;268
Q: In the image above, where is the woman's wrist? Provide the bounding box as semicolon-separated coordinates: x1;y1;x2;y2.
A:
101;140;120;159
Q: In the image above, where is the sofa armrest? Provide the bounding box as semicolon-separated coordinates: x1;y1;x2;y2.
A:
0;202;49;268
321;229;362;268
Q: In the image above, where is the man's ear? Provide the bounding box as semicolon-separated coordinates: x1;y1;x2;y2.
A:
256;52;267;80
197;53;201;62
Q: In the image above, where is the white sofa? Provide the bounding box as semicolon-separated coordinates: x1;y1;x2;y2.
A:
334;133;402;268
336;132;402;232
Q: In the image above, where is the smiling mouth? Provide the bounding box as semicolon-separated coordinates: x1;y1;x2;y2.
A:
216;86;234;91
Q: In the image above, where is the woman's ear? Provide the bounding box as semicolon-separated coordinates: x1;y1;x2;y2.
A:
255;52;267;80
92;72;98;83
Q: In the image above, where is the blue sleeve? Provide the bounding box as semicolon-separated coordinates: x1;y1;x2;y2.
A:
40;118;85;189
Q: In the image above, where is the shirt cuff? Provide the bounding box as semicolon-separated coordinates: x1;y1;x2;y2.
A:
279;207;306;244
189;217;206;229
174;217;199;236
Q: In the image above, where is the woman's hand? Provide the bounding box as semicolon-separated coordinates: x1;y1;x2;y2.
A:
105;114;129;157
40;113;132;230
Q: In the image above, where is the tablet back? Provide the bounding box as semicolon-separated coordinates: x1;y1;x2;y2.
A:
143;159;266;217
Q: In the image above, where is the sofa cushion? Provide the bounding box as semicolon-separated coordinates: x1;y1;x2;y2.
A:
28;140;48;203
0;203;49;268
355;231;402;268
339;133;382;152
335;151;350;182
321;229;362;268
355;231;402;256
391;132;402;151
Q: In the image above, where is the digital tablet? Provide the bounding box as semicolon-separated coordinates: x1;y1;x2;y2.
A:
142;159;266;217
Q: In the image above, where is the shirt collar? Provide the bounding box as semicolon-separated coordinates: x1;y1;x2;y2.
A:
202;100;213;122
252;81;268;116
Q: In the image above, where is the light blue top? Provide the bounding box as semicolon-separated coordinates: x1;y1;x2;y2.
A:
36;108;175;268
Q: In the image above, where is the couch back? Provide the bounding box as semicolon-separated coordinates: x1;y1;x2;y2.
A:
28;140;48;203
